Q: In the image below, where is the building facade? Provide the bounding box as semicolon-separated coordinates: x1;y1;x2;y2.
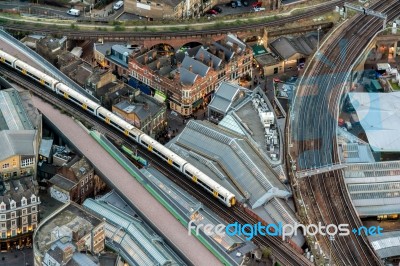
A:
49;157;99;205
0;81;42;251
128;34;252;116
0;183;40;251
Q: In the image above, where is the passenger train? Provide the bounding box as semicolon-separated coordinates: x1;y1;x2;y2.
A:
0;50;236;207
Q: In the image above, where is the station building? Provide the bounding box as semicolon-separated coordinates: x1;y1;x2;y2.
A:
0;78;42;250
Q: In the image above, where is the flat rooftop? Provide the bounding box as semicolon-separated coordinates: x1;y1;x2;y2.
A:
35;203;103;254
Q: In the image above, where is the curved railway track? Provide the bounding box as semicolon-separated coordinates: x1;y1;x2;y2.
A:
0;0;352;38
0;64;311;266
291;0;400;265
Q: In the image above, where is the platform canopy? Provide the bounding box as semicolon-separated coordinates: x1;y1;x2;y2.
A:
349;92;400;152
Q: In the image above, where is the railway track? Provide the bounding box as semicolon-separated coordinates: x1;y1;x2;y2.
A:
0;64;311;266
0;0;353;39
291;0;400;265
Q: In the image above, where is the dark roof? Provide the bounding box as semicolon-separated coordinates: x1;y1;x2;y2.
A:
49;174;77;191
269;33;319;60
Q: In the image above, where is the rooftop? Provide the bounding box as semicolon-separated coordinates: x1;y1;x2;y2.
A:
113;93;164;121
348;92;400;152
369;230;400;259
83;197;185;266
169;120;289;209
0;176;39;206
39;138;54;158
208;82;249;115
0;130;36;162
35;203;103;255
0;88;34;131
49;174;77;191
269;32;319;60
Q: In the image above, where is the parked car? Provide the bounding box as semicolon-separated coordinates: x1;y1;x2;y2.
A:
230;1;237;8
242;0;249;6
253;7;265;12
206;9;218;15
213;6;222;13
236;0;242;7
113;0;124;10
66;8;80;16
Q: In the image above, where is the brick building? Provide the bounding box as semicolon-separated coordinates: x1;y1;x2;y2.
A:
49;157;105;204
128;34;252;116
112;89;167;136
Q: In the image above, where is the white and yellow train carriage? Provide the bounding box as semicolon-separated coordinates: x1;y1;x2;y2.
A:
0;50;18;67
183;163;236;206
55;83;100;115
139;134;187;171
14;59;59;90
96;107;139;138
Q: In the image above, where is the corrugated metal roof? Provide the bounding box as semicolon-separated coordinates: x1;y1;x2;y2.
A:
83;199;170;265
0;88;33;131
369;231;400;258
174;120;289;208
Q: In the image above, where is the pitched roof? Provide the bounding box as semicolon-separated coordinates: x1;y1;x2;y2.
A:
0;130;36;161
49;174;77;191
181;55;209;77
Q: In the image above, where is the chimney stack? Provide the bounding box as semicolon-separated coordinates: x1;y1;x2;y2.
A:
199;52;204;62
189;65;193;72
217;50;225;60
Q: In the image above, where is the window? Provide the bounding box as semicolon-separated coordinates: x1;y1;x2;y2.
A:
11;230;16;236
81;180;85;186
10;212;15;219
31;196;36;203
22;209;27;216
21;158;34;167
0;204;5;211
11;220;16;227
22;226;27;233
0;223;5;229
22;216;28;225
2;163;9;169
1;232;5;239
81;188;84;195
32;214;37;223
10;202;15;209
0;215;5;221
21;199;27;206
31;206;37;212
86;176;89;183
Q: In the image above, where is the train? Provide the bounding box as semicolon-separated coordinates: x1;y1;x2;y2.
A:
0;50;236;207
121;145;149;168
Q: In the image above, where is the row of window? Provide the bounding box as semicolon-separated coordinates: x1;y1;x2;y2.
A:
15;66;50;87
0;199;37;211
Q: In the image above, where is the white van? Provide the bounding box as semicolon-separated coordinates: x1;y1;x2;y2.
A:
67;8;80;16
113;1;124;10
